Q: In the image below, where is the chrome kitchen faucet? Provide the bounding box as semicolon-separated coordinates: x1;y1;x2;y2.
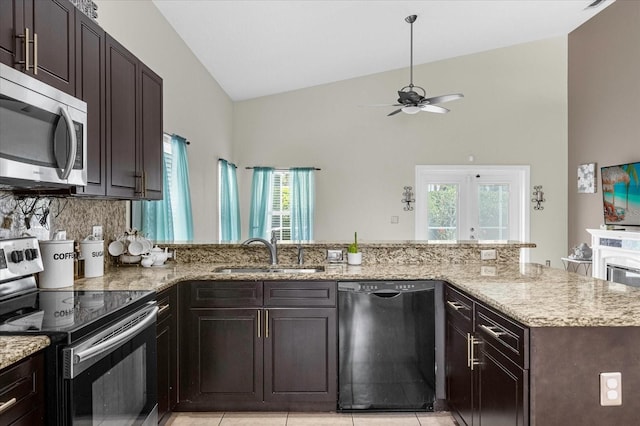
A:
242;230;278;265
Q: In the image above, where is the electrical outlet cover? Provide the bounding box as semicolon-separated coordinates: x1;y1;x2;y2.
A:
600;372;622;406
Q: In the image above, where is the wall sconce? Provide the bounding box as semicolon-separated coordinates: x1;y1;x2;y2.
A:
532;185;545;210
402;186;415;211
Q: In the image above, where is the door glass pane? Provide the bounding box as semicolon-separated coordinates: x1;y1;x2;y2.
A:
426;184;458;240
477;184;509;240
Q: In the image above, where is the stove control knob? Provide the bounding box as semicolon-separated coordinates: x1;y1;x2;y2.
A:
24;248;38;261
10;250;24;263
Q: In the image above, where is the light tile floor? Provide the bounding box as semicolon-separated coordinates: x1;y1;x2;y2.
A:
167;411;457;426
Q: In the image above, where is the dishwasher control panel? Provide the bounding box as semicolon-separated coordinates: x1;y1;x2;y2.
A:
338;280;435;293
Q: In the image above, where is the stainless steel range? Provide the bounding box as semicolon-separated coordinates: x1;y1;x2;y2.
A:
0;236;158;425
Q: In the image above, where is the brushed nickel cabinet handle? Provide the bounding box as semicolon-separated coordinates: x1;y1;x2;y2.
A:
0;397;17;414
257;310;261;338
158;304;170;315
265;309;269;338
466;332;471;368
447;300;465;311
480;324;506;340
33;32;38;74
469;335;481;371
16;28;29;71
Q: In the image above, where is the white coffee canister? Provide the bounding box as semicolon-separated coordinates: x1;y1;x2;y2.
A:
38;240;75;288
79;240;104;278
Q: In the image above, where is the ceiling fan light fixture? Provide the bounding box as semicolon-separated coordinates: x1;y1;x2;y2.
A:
402;106;422;114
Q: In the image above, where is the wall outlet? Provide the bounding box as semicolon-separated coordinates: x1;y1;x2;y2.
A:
480;249;497;260
92;225;103;240
600;372;622;406
327;249;343;263
481;266;497;276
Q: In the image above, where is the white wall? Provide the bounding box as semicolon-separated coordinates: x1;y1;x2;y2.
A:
234;37;568;266
95;0;233;242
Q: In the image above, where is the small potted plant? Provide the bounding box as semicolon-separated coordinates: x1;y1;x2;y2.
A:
347;232;362;265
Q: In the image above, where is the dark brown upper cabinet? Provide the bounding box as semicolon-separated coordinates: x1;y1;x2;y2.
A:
139;62;163;200
104;35;163;200
0;0;75;95
1;2;163;200
75;11;106;196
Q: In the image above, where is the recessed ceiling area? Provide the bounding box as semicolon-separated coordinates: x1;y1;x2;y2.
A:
152;0;613;101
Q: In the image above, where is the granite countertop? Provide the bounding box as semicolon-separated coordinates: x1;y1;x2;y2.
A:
0;336;50;370
2;261;638;371
69;261;640;328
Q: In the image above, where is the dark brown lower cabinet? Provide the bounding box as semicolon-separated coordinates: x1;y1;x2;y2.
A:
264;308;336;405
177;281;337;411
445;284;528;426
157;286;178;424
0;351;44;425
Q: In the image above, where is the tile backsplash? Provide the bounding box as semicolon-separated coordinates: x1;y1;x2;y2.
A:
0;191;126;243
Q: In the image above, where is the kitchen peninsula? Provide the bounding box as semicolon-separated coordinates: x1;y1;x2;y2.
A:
3;240;640;425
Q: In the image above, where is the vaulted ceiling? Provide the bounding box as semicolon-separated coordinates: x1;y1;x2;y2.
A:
153;0;613;101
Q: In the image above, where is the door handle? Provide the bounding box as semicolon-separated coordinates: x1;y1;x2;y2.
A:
257;310;261;338
265;309;269;338
57;106;77;180
469;335;481;371
479;324;506;340
33;32;38;74
16;28;33;72
0;397;17;414
446;300;465;311
158;304;170;315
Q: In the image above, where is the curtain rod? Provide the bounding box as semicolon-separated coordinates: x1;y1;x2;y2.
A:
218;158;237;168
163;132;190;145
245;166;321;171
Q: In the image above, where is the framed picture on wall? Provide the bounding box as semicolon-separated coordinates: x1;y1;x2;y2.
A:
577;163;597;193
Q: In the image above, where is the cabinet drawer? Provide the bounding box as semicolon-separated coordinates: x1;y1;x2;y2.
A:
475;303;528;369
445;285;474;324
0;352;44;425
264;281;336;307
187;281;263;308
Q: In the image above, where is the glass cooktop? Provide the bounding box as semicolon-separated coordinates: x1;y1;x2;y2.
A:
0;289;155;342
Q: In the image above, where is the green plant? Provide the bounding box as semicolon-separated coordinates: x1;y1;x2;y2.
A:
348;232;359;253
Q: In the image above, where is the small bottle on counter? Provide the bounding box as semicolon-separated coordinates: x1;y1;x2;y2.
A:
74;243;85;279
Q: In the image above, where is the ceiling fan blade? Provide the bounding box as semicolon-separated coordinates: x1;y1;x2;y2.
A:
423;93;464;105
420;104;450;114
387;108;403;116
362;104;403;107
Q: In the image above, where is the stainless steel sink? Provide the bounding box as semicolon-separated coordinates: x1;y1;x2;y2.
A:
214;266;325;274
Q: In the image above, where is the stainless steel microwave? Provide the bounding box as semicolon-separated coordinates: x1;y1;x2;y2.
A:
0;62;87;189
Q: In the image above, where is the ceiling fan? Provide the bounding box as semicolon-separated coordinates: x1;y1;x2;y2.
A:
383;15;464;117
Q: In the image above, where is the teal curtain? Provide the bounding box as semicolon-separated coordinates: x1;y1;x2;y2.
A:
290;168;315;241
219;159;241;241
140;153;174;241
248;167;274;238
170;135;193;241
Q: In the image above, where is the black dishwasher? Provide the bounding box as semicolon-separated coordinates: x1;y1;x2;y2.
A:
338;281;436;411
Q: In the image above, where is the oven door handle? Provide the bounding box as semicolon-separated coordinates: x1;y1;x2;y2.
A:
70;304;157;371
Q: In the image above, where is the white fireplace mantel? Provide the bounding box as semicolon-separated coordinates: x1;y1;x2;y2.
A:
587;229;640;279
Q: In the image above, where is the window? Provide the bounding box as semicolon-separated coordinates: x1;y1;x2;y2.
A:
132;134;193;241
270;170;291;241
248;167;314;241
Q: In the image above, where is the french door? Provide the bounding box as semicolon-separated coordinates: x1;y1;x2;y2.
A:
415;165;529;242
